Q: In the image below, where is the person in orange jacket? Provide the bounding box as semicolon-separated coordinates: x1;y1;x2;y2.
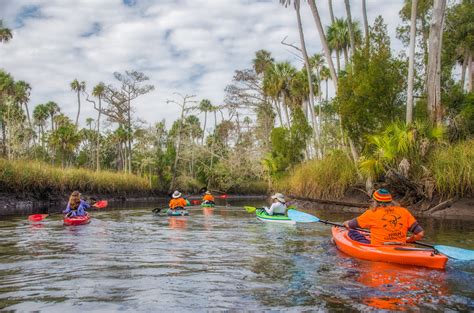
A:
343;189;424;245
169;190;187;211
202;191;215;205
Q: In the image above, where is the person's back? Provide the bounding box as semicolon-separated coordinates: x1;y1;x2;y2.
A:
344;189;424;245
202;193;215;203
264;193;287;216
63;191;90;217
169;190;187;209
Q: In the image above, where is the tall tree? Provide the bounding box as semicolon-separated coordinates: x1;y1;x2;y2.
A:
0;20;13;43
308;0;338;89
198;99;213;145
70;79;85;127
406;0;418;124
328;0;335;24
426;0;446;124
92;82;106;171
14;81;32;131
252;50;274;76
344;0;356;59
45;101;60;132
362;0;370;47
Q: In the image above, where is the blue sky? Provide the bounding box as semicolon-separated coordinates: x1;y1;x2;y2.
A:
0;0;405;128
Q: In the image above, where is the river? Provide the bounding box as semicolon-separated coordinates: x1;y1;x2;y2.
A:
0;198;473;311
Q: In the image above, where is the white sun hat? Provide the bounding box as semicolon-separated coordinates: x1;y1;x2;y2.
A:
172;190;182;198
271;193;285;203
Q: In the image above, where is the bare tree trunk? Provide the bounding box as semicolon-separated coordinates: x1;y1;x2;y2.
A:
96;96;101;171
343;47;349;66
344;0;356;59
127;99;132;173
201;111;207;145
328;0;335;24
295;0;319;156
75;91;81;127
207;110;217;189
362;0;369;48
406;0;417;124
426;0;446;125
308;0;338;89
468;53;473;92
282;94;292;129
335;49;341;73
460;52;468;91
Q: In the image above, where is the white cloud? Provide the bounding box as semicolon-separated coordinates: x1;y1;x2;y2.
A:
0;0;405;129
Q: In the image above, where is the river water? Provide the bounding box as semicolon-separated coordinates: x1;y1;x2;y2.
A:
0;199;473;312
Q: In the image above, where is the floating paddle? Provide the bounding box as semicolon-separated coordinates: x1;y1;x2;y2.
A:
92;200;108;209
287;209;474;261
244;206;258;213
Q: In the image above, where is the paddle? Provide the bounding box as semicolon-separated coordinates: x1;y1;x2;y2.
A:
287;209;474;261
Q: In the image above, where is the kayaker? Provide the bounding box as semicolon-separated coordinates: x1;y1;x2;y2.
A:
63;191;90;217
263;193;287;216
202;191;215;205
169;190;187;210
343;189;424;245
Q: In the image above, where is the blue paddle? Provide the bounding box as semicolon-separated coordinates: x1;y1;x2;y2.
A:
287;209;474;261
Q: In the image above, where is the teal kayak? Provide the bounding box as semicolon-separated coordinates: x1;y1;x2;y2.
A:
256;209;295;224
201;203;215;208
166;209;189;216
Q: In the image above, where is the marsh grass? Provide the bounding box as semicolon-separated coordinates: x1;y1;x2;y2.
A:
0;159;152;197
278;150;358;199
429;139;474;198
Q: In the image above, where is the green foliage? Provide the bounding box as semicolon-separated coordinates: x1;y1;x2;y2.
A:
278;150;358;200
337;16;406;145
429;139;474;198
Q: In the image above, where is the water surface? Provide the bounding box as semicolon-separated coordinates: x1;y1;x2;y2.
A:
0;199;473;311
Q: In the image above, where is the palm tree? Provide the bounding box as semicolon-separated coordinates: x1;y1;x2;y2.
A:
0;20;13;43
307;0;338;89
320;66;331;103
13;81;32;130
327;18;347;72
92;82;105;171
33;104;49;147
70;79;86;127
406;0;418;124
45;101;60;132
252;50;274;76
198;99;213;145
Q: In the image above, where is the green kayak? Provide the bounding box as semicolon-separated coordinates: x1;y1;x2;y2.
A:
201;203;215;208
256;209;295;224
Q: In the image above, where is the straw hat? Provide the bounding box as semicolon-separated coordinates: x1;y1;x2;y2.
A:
205;191;211;195
172;190;182;198
271;193;285;203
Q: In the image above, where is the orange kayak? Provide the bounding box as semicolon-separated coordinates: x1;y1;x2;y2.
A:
331;227;448;270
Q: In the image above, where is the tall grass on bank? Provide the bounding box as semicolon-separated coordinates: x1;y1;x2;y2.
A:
278;150;358;199
0;159;153;197
429;139;474;198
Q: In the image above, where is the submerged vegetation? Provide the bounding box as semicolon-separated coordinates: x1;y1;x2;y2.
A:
0;0;473;207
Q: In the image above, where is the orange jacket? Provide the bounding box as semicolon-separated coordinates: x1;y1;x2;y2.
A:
169;198;187;209
203;194;215;202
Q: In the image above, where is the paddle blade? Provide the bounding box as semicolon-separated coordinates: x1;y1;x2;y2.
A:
93;200;108;209
244;206;257;213
219;194;228;199
287;209;320;223
435;245;474;261
191;200;201;205
28;214;48;222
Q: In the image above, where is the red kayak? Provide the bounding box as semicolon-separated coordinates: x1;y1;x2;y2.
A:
63;213;91;226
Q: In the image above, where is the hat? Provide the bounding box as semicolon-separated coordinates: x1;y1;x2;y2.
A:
372;189;392;203
172;190;182;198
205;191;211;195
271;193;285;203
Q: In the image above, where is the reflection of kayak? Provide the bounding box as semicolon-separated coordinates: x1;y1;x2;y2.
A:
331;227;448;269
166;209;189;216
201;203;215;208
64;213;91;226
256;209;295;224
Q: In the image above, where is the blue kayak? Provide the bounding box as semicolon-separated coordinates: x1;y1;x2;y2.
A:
166;209;189;216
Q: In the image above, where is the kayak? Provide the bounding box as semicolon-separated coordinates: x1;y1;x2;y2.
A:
166;209;189;216
331;227;448;270
63;212;91;226
256;209;295;224
201;203;215;208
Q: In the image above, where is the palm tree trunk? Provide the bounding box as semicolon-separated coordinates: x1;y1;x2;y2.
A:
406;0;417;124
96;97;101;171
362;0;369;48
460;52;468;91
343;47;349;66
274;99;284;127
75;91;80;127
282;94;291;129
325;79;329;102
127;99;132;173
328;0;335;24
201;112;207;145
335;49;341;73
426;0;446;125
308;0;338;89
295;0;319;155
344;0;356;59
207;110;217;189
468;53;473;92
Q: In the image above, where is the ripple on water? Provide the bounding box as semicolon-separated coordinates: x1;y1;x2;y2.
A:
0;205;473;311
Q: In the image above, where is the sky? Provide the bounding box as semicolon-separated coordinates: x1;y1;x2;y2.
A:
0;0;405;128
